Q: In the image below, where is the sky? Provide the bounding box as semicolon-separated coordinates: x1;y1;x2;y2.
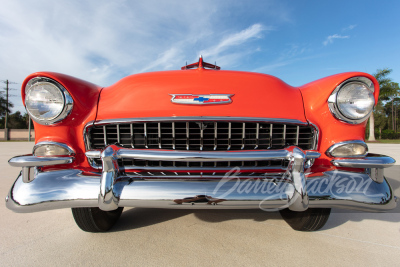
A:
0;0;399;113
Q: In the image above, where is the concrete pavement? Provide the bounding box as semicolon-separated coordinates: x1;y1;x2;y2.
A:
1;142;399;266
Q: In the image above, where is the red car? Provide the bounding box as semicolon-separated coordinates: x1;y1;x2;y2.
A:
7;57;397;232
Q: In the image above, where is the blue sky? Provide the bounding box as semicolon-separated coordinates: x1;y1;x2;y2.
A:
0;0;399;113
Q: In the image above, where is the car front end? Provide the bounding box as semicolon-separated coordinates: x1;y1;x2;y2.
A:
6;58;397;232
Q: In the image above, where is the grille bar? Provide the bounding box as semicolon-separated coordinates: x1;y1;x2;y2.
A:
144;122;148;148
88;120;315;151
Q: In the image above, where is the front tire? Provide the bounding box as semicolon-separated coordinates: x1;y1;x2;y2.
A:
279;208;331;231
71;207;124;232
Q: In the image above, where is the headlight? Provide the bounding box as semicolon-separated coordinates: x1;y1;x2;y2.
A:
25;77;73;125
326;140;368;158
328;77;375;124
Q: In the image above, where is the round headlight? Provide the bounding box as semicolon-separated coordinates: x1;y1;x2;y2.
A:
328;77;375;124
337;82;374;119
25;78;73;125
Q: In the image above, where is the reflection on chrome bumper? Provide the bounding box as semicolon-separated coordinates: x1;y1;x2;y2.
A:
6;145;397;213
8;155;74;183
331;153;395;183
5;169;396;212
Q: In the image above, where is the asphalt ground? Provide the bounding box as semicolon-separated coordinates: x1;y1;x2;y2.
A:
1;142;399;266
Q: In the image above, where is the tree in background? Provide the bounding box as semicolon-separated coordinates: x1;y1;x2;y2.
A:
0;111;32;129
0;91;13;117
368;69;400;141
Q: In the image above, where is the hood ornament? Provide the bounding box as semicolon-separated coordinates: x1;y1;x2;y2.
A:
170;94;234;104
181;55;220;70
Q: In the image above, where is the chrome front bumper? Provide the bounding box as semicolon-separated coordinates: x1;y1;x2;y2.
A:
6;146;397;213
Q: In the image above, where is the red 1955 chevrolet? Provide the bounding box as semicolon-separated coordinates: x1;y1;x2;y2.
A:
6;57;397;232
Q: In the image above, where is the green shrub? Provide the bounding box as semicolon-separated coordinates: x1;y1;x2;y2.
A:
380;129;400;139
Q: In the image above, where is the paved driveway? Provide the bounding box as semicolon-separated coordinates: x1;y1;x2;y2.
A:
1;142;399;266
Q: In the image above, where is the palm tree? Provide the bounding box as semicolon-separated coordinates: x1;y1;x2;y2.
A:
368;69;400;141
0;91;13;117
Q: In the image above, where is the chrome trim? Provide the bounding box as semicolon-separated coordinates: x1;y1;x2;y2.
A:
33;141;75;156
8;155;74;167
25;77;74;125
130;124;134;148
96;145;313;211
227;122;231;150
305;151;321;159
287;148;308;211
118;149;291;162
327;77;375;124
86;150;101;158
326;140;368;158
83;117;316;153
6;169;396;213
123;174;286;179
170;94;234;105
121;166;287;171
83;120;94;151
86;149;320;161
255;123;259;149
269;124;273;148
99;146;120;211
331;153;395;168
103;126;107;146
117;124;120;143
85;148;319;172
8;154;74;183
85;146;320;163
185;122;189;150
92;117;309;126
309;122;319;150
214;122;217;151
282;124;286;146
84;119;318;169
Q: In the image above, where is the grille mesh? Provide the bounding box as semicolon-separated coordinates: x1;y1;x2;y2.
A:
88;121;315;151
87;120;315;173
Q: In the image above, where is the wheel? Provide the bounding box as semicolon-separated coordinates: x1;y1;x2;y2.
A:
279;208;331;231
71;207;124;232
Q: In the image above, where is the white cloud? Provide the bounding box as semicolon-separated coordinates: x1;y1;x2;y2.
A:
0;0;289;113
199;24;268;58
343;24;357;31
323;34;349;46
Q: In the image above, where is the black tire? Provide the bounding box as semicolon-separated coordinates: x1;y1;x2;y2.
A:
279;208;331;231
71;207;124;232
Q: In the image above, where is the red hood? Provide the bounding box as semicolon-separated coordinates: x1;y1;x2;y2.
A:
96;69;306;122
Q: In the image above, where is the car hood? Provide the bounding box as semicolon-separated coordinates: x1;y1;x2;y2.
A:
96;69;306;122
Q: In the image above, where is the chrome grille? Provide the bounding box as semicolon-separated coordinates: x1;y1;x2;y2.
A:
88;121;315;151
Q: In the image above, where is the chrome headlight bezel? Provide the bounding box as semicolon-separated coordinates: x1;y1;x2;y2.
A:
327;77;375;124
326;140;368;158
33;141;75;157
25;77;73;125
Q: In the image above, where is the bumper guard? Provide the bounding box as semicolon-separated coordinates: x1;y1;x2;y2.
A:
6;146;397;213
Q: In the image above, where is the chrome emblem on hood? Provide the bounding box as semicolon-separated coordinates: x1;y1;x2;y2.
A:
170;94;234;104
